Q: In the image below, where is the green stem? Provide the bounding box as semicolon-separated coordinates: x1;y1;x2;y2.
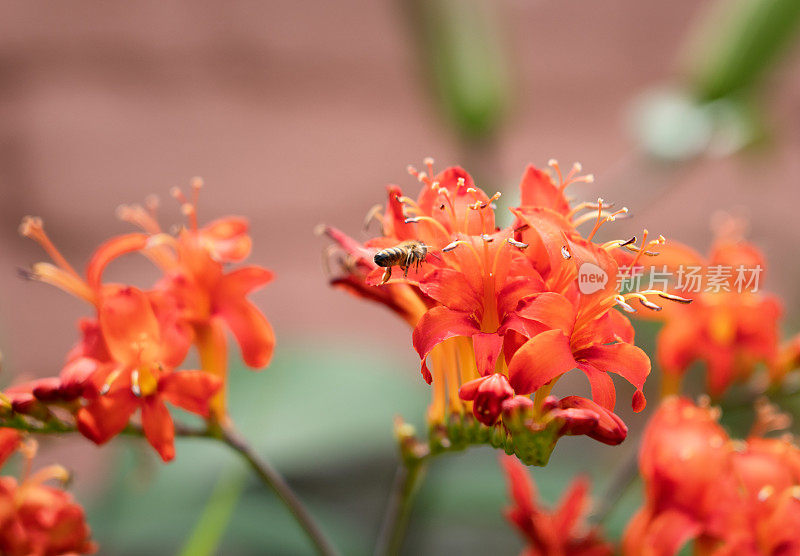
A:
374;459;428;556
219;425;339;556
0;415;338;556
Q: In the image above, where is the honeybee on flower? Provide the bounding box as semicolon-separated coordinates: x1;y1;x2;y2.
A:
323;158;689;464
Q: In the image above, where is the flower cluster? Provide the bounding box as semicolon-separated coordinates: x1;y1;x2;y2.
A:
0;430;95;555
501;454;612;556
2;181;274;462
324;159;687;464
623;397;800;555
634;219;783;398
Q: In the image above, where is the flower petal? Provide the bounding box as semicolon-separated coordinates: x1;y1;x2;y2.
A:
86;233;149;290
516;292;576;336
577;343;650;412
216;297;275;369
77;390;138;445
98;286;161;366
218;266;274;297
577;362;616;411
507;330;577;394
159;371;222;417
472;332;504;376
0;429;21;469
419;268;482;313
412;306;479;384
518;164;571;216
141;397;175;462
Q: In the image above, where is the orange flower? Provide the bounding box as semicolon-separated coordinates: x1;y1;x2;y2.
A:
121;181;275;420
501;455;613;556
76;286;220;461
641;231;782;397
623;397;800;556
325;159;680;463
0;439;96;555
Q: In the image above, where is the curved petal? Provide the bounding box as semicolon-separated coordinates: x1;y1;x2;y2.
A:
86;233;149;290
639;509;702;556
419;268;482;313
508;330;577;394
141;396;175;462
553;476;590;537
577;343;650;411
216;297;275;369
412;306;479;384
159;370;222;417
200;217;252;262
472;332;504;376
516;293;576;336
577;362;616;411
0;429;20;469
98;285;161;366
217;266;274;297
496;275;545;320
77;390;138;445
518;164;571;216
657;318;702;373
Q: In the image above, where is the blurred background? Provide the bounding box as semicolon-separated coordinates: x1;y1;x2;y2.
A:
1;0;799;554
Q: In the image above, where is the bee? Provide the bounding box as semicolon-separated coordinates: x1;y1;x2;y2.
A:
374;240;428;284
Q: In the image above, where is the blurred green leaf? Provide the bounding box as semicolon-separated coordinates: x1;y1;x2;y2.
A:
404;0;510;139
178;471;245;556
684;0;800;101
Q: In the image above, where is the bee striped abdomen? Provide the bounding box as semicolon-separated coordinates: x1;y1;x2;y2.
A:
374;247;405;268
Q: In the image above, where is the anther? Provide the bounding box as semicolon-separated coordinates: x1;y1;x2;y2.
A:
615;295;636;313
561;245;571;260
404;217;421;224
507;238;528;249
658;292;692;304
442;241;460;252
481;234;494;242
131;369;142;397
638;298;662;311
620;236;636;247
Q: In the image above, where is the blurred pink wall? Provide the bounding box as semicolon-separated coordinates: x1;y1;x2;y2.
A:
2;0;800;378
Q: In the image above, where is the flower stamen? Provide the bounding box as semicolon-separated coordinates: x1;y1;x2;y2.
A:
19;217;81;279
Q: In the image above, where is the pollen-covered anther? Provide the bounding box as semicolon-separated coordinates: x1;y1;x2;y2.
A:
507;238;528;249
561;245;572;260
614;294;636;313
404;217;422;224
658;292;692;304
757;485;775;502
481;234;494;243
442;240;461;252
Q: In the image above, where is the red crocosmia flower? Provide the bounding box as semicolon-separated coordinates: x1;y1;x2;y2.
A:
623;397;800;556
501;455;613;556
119;182;275;420
508;289;650;413
327;159;670;449
76;286;221;462
411;228;546;383
319;225;430;327
639;233;782;398
0;441;96;555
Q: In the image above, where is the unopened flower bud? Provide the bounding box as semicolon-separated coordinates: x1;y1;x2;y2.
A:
459;374;515;426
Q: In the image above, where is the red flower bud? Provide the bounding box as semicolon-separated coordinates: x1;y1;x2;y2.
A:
459;374;514;426
548;396;628;445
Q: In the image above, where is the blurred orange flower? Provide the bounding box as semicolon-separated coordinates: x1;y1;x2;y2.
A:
501;455;613;556
623;397;800;556
0;439;95;555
